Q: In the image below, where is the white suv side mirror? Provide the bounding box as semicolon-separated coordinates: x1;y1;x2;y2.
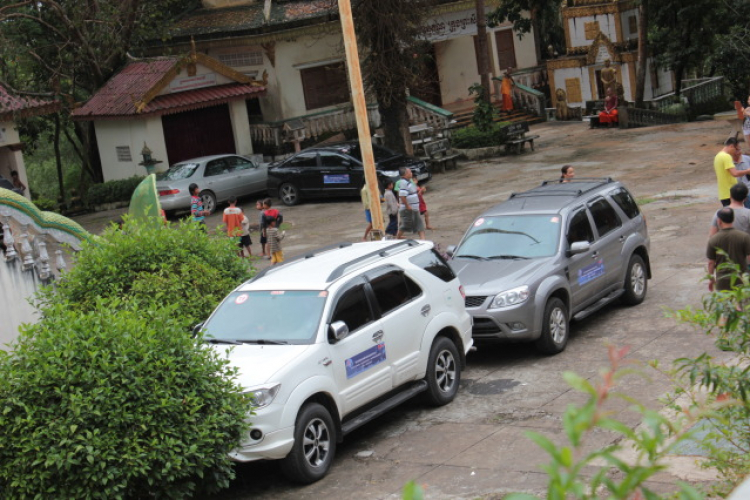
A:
328;321;349;342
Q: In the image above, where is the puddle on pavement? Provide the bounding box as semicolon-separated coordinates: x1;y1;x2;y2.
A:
464;378;521;395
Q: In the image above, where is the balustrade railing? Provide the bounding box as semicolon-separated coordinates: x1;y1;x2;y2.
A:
651;76;724;111
492;72;547;119
248;97;458;148
619;107;686;129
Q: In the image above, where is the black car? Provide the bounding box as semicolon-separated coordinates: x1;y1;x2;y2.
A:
267;141;431;206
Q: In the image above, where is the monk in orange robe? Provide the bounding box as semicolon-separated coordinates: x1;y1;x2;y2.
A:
501;67;514;112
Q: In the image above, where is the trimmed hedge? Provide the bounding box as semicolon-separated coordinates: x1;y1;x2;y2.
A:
0;301;249;499
451;122;511;149
85;176;145;207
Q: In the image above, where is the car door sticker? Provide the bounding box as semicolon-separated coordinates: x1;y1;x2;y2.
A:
345;343;386;379
324;174;350;184
578;259;605;285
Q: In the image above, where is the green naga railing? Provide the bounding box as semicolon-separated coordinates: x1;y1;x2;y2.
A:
0;188;93;252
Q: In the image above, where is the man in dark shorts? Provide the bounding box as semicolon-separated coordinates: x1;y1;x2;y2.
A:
395;167;425;240
707;207;750;291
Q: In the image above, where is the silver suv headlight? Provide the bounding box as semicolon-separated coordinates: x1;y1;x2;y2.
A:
489;286;530;309
244;384;281;409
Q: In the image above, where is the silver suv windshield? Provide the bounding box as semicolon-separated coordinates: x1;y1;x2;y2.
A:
203;290;327;345
455;215;561;260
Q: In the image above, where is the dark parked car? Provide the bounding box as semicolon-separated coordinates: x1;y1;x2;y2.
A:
267;141;431;206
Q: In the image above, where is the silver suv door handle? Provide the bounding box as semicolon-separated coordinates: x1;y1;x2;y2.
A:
421;305;431;316
372;330;384;342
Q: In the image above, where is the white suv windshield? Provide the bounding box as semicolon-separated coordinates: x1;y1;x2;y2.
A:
455;215;561;259
203;290;327;344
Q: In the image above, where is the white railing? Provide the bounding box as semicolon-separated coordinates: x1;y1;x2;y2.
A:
406;96;455;132
651;76;724;110
248;103;382;147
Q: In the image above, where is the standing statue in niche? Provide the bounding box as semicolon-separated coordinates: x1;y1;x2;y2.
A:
600;59;617;95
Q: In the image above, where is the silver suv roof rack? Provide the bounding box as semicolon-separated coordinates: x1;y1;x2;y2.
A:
510;177;614;199
326;240;420;282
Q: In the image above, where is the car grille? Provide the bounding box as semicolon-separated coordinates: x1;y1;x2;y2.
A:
465;296;487;308
472;318;501;334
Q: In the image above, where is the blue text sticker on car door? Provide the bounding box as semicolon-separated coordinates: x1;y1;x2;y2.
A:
578;259;605;285
345;343;386;379
324;174;350;184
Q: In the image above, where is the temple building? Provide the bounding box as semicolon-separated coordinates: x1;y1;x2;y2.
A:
546;0;674;109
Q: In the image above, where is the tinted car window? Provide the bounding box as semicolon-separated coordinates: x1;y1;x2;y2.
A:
157;163;198;181
286;153;317;168
610;188;640;219
567;209;594;243
370;271;421;316
205;160;226;177
347;144;397;163
320;152;351;168
589;198;622;237
227;156;254;171
331;285;373;332
410;249;456;282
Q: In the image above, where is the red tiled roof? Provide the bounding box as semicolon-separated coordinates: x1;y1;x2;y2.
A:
0;84;61;121
72;57;265;119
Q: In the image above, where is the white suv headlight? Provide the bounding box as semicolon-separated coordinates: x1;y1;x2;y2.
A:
381;170;399;177
489;286;530;309
244;384;281;408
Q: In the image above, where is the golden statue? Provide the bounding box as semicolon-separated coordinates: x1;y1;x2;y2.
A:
600;59;617;95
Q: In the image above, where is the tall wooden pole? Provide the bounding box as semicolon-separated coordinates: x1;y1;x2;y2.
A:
338;0;384;238
476;0;491;102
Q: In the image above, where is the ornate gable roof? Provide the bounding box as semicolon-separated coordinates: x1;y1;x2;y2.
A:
0;85;61;122
72;50;266;120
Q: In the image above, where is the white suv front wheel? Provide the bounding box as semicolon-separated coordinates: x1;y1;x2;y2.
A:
425;336;460;406
280;402;336;484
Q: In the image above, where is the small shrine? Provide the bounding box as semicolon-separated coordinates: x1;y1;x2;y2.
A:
546;0;673;111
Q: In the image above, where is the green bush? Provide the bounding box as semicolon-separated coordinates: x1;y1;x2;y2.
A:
44;217;253;330
0;301;250;499
451;122;510;149
32;196;58;212
85;176;145;207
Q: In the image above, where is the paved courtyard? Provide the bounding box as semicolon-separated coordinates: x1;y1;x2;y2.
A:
75;118;739;498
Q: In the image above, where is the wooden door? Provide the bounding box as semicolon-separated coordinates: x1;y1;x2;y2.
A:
162;104;236;165
495;29;517;71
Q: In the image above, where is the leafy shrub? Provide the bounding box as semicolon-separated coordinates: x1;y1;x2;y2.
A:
32;196;58;212
451;122;510;149
469;83;496;132
85;176;145;207
504;346;704;500
43;217;253;330
0;301;249;499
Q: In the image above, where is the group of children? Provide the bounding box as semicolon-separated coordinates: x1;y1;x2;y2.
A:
363;178;433;240
222;197;285;264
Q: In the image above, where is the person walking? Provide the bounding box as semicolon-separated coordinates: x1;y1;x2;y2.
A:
709;183;750;237
222;196;243;238
706;207;750;292
714;137;750;206
383;179;398;239
189;183;210;228
360;181;373;241
396;167;425;240
266;216;286;265
500;67;515;113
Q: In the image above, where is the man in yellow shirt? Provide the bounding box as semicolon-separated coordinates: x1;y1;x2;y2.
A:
715;137;750;206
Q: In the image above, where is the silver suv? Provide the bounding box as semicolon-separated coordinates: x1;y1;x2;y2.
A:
199;240;473;483
448;178;650;354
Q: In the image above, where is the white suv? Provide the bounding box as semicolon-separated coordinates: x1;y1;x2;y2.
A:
198;240;473;483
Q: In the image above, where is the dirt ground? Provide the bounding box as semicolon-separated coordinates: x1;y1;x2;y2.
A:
73;118;740;499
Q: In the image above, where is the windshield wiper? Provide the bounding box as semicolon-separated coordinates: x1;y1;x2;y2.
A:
488;255;530;260
205;338;242;345
455;254;489;261
239;339;290;345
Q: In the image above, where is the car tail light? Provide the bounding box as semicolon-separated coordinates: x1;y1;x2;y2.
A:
459;285;466;299
159;189;180;197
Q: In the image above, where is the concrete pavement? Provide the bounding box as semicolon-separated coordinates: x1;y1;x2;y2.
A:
75;119;737;498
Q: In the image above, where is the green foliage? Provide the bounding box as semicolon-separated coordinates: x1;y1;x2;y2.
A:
41;217;253;330
672;263;750;495
504;346;705;500
0;301;249;499
469;83;496;132
402;481;424;500
487;0;565;59
84;176;145;207
22;125;83;202
451;122;510;149
32;197;58;212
